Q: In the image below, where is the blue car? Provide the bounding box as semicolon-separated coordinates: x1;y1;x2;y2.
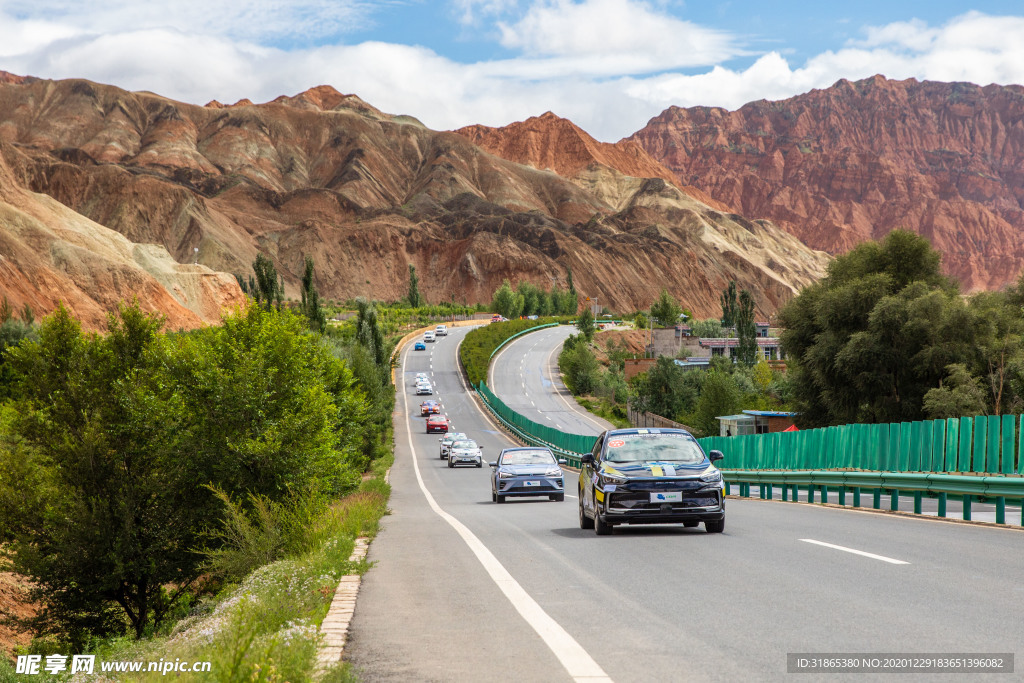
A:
414;341;426;350
489;447;566;503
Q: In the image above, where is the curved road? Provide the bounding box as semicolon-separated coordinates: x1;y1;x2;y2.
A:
490;324;613;436
345;325;1024;682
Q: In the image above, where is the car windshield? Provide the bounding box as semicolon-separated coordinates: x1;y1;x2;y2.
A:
603;432;705;464
500;450;556;465
452;440;477;449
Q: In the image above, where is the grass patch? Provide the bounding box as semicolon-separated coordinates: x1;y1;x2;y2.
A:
0;454;394;682
576;397;631;429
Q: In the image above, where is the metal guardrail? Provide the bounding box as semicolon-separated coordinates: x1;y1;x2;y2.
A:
723;469;1024;524
475;382;583;468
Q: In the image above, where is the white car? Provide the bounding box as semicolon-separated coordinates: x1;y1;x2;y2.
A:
414;372;429;384
438;432;468;459
416;383;433;395
448;439;483;468
435;324;448;336
424;331;436;342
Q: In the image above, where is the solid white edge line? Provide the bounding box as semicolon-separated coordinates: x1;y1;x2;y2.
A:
799;539;910;565
401;347;612;683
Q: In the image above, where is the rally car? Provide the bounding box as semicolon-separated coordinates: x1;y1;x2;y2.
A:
414;341;426;351
447;439;483;468
439;432;469;459
426;414;449;433
578;428;725;535
489;447;566;503
419;400;441;416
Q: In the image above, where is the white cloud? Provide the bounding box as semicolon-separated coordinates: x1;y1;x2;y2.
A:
497;0;739;71
0;1;374;44
1;8;1024;143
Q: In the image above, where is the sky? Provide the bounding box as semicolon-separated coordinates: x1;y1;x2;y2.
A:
1;1;1023;141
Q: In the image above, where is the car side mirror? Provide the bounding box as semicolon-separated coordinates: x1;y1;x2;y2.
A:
709;450;724;462
558;459;567;465
488;461;497;468
581;454;594;465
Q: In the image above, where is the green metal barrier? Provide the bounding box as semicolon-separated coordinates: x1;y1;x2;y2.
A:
723;469;1024;524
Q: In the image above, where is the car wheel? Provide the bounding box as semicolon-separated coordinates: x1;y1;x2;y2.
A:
578;493;594;529
491;491;496;502
550;494;564;502
496;494;505;504
705;519;725;533
476;462;482;468
594;514;613;535
447;459;454;468
683;521;699;528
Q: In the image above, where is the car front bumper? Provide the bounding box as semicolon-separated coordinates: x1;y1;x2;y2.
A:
598;483;724;524
496;476;564;496
449;453;482;465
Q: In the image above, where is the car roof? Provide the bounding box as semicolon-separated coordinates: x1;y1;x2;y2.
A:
604;427;693;437
499;446;553;453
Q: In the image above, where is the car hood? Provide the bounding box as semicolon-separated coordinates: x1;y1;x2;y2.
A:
600;460;709;478
500;464;559;475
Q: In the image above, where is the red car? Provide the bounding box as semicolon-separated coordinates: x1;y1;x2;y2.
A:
420;400;440;416
426;414;449;433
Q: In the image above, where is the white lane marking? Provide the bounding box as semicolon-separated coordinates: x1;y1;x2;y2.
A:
531;400;536;406
400;350;612;683
799;539;909;565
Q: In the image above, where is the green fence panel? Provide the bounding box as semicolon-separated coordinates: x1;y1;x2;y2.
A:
958;417;973;472
931;419;946;472
1001;415;1015;475
973;415;987;473
987;415;1001;474
919;420;933;471
885;423;899;471
909;421;923;471
898;422;912;471
1019;416;1024;475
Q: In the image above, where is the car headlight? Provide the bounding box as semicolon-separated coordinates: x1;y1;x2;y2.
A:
600;472;628;486
544;469;561;477
498;470;516;479
699;467;722;483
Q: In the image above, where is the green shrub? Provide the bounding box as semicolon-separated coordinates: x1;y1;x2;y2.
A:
460;318;568;385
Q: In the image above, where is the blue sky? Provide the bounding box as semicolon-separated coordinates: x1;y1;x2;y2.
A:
1;1;1023;140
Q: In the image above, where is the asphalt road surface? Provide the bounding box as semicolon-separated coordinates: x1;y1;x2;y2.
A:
344;325;1024;682
489;324;613;436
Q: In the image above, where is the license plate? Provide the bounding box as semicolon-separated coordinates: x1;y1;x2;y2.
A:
650;491;682;503
524;481;540;487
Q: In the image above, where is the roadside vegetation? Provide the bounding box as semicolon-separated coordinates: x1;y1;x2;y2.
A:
0;257;396;681
461;317;570;386
781;230;1024;427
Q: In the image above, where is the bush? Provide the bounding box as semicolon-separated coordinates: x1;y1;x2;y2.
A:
460;318;568;385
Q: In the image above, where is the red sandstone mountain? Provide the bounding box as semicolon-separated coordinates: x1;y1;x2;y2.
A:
0;73;828;323
457;112;730;211
631;75;1024;292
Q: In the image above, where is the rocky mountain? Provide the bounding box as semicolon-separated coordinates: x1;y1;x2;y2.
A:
0;73;830;322
0;139;244;330
631;75;1024;292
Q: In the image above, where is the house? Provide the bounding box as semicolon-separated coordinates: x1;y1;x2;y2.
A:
717;409;798;436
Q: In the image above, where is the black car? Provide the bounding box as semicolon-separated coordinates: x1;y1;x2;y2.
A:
578;428;725;535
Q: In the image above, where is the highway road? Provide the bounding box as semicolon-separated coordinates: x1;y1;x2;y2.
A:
496;325;1024;527
345;325;1024;682
490;324;613;436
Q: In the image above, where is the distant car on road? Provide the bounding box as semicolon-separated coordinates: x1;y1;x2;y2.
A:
489;447;566;503
424;331;436;342
448;439;483;468
419;400;440;416
438;432;468;459
416;382;433;395
578;428;725;535
435;324;448;336
414;341;426;351
426;414;449;433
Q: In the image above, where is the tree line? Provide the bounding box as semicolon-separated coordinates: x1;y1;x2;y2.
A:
0;255;394;650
